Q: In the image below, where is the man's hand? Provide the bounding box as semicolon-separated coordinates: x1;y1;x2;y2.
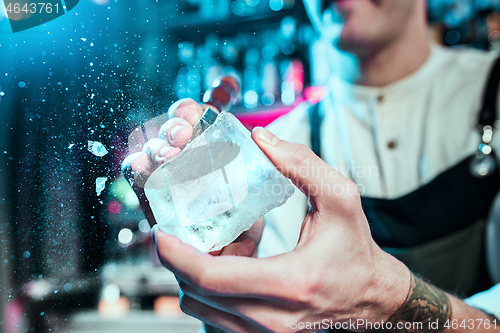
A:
126;98;264;257
152;127;411;332
126;98;207;187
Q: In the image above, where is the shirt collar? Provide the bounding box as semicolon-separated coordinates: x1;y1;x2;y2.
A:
328;44;445;104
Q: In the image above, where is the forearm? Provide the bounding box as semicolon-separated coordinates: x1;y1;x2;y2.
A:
387;272;499;333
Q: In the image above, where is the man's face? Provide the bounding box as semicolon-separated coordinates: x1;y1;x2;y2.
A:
324;0;419;56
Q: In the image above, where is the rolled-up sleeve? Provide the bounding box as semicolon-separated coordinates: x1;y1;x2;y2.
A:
465;284;500;318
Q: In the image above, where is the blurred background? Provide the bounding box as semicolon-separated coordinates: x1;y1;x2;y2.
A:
2;0;500;332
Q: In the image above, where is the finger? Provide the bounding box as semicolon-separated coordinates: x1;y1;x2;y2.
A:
236;217;265;247
210;217;263;257
208;249;223;256
158;118;194;148
179;293;264;333
251;127;359;212
153;228;293;298
142;138;181;165
129;152;155;188
168;98;205;126
180;283;298;333
219;239;255;257
209;239;255;257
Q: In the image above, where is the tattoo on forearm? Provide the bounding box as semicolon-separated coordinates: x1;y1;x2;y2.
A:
387;272;451;332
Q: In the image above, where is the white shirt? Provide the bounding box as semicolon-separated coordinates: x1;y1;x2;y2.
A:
260;44;500;316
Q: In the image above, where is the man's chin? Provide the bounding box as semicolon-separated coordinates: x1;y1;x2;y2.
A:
337;36;364;56
338;35;380;59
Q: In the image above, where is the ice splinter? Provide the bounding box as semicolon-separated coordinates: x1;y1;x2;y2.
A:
88;140;109;157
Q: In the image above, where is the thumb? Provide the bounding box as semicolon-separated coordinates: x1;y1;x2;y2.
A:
251;127;358;212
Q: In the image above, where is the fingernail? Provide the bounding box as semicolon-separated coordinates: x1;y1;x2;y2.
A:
167;99;185;118
169;125;184;142
254;127;278;146
159;146;173;157
156;146;177;164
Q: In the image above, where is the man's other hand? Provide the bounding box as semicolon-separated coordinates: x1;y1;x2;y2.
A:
152;127;410;333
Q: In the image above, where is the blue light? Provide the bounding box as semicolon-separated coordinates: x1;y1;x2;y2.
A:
0;4;6;21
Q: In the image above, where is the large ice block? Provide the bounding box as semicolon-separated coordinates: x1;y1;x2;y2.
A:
144;112;295;252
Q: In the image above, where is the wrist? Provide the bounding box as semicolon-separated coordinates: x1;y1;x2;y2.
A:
351;247;410;329
368;248;412;323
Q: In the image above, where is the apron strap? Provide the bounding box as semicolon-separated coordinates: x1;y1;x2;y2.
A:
308;102;323;158
479;57;500;127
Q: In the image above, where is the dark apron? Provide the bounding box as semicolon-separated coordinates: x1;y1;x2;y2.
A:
309;57;500;301
362;154;498;297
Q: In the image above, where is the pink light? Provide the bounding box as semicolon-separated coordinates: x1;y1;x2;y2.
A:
304;86;325;104
291;60;304;93
234;97;304;129
5;299;23;333
108;200;122;215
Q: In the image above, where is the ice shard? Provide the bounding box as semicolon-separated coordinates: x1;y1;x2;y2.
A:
96;177;108;196
144;112;295;252
88;140;109;157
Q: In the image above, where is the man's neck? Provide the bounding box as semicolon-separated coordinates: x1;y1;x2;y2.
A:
356;25;431;88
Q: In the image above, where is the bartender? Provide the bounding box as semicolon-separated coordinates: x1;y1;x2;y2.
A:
127;0;500;331
262;0;500;297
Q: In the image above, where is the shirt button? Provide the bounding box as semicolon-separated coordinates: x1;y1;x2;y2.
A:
377;94;384;103
387;140;397;149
